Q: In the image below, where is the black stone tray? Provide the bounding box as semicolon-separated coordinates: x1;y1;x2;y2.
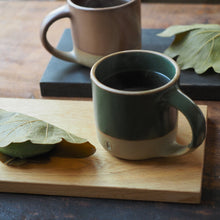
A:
40;29;220;100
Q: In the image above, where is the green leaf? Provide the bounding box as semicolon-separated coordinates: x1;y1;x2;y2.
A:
158;24;220;74
0;109;96;159
158;24;220;37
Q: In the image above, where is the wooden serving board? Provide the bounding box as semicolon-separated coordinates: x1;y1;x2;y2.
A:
0;98;207;204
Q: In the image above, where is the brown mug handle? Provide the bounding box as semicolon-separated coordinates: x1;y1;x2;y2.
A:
40;5;78;63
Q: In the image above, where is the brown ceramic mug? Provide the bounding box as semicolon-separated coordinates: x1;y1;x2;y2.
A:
40;0;141;67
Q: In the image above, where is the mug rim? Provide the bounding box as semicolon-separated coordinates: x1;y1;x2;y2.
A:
68;0;135;11
90;50;180;96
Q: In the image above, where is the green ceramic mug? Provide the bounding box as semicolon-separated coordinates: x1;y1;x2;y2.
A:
90;50;206;160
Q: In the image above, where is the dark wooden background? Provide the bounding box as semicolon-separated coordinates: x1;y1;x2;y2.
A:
0;1;219;219
142;0;220;3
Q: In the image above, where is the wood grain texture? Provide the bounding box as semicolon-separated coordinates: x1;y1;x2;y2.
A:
0;98;207;204
0;1;219;219
0;2;220;99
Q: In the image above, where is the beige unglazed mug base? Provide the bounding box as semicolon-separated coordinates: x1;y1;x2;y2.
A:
97;126;189;160
73;45;141;67
73;47;102;67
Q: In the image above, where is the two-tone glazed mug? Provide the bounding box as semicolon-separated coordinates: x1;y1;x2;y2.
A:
90;50;206;160
40;0;141;67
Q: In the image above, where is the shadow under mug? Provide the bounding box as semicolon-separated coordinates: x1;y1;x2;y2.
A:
90;50;206;160
40;0;141;67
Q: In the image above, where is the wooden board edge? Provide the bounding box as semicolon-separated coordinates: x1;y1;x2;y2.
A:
0;181;201;204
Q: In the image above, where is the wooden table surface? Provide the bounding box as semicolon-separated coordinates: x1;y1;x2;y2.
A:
0;1;220;219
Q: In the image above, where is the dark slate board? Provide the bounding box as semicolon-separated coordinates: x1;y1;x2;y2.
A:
40;29;220;100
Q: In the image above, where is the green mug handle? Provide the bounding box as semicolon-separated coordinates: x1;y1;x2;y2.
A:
40;5;78;63
162;87;206;156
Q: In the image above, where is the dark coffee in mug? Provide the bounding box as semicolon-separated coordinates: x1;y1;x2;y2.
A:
102;70;170;91
72;0;129;8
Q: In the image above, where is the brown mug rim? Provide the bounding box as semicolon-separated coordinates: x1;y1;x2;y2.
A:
68;0;136;11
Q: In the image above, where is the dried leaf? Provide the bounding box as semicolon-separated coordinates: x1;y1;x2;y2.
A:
0;109;96;159
158;24;220;74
